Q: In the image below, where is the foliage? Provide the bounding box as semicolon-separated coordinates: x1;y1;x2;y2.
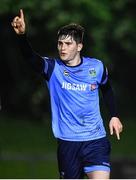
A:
0;0;135;117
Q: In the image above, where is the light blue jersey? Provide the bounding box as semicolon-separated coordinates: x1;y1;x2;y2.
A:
43;57;108;141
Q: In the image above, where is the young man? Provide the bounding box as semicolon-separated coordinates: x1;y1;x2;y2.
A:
11;9;123;179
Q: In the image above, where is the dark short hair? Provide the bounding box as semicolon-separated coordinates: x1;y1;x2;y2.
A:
57;23;85;44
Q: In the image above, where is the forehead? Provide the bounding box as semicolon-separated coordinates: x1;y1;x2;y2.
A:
58;35;75;42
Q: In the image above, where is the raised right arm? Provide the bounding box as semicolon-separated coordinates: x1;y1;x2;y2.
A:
11;9;45;74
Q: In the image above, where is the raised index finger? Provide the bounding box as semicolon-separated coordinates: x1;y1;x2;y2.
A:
20;9;24;20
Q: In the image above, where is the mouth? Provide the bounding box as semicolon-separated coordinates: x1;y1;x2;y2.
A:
60;52;67;56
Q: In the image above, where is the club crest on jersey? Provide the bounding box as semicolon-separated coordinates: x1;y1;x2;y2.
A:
63;70;69;76
90;84;97;91
89;68;96;77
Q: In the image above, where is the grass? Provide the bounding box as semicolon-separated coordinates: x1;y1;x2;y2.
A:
0;115;58;178
108;117;136;157
0;116;56;152
0;115;136;178
0;160;58;178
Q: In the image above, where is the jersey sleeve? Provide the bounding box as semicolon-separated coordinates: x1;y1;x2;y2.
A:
97;61;108;85
42;57;55;81
96;61;118;118
98;61;119;118
18;34;45;74
17;34;55;80
100;80;118;118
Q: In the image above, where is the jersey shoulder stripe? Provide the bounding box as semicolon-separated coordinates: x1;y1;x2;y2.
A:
42;57;55;81
83;57;107;84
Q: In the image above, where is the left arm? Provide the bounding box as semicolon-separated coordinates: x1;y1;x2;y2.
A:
100;67;123;140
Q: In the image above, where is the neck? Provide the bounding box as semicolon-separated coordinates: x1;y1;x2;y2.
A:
65;55;81;67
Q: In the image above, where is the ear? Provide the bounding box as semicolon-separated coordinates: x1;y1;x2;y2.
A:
77;43;83;52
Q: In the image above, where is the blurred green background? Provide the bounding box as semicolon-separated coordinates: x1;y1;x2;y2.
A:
0;0;136;178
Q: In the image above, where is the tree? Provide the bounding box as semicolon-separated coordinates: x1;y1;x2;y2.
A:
0;0;135;117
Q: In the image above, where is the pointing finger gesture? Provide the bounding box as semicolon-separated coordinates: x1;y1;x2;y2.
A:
11;9;26;34
109;117;123;140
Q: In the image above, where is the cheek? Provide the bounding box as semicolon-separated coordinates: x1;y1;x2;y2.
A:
69;45;78;52
68;49;78;58
57;45;60;51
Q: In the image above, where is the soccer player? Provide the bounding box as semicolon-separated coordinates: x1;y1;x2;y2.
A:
11;9;123;179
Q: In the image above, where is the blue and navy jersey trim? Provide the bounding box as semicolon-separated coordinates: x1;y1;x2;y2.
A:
43;57;55;81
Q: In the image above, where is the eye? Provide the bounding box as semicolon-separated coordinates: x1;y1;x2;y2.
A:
58;41;62;46
66;42;72;45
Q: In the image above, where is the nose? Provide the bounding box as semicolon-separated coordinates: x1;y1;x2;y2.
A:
60;43;66;51
61;44;65;51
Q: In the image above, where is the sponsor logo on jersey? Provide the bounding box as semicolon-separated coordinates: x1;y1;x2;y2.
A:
62;82;87;91
63;70;69;76
90;84;97;91
89;68;96;77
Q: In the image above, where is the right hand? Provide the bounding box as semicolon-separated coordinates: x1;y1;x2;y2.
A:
11;9;26;34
